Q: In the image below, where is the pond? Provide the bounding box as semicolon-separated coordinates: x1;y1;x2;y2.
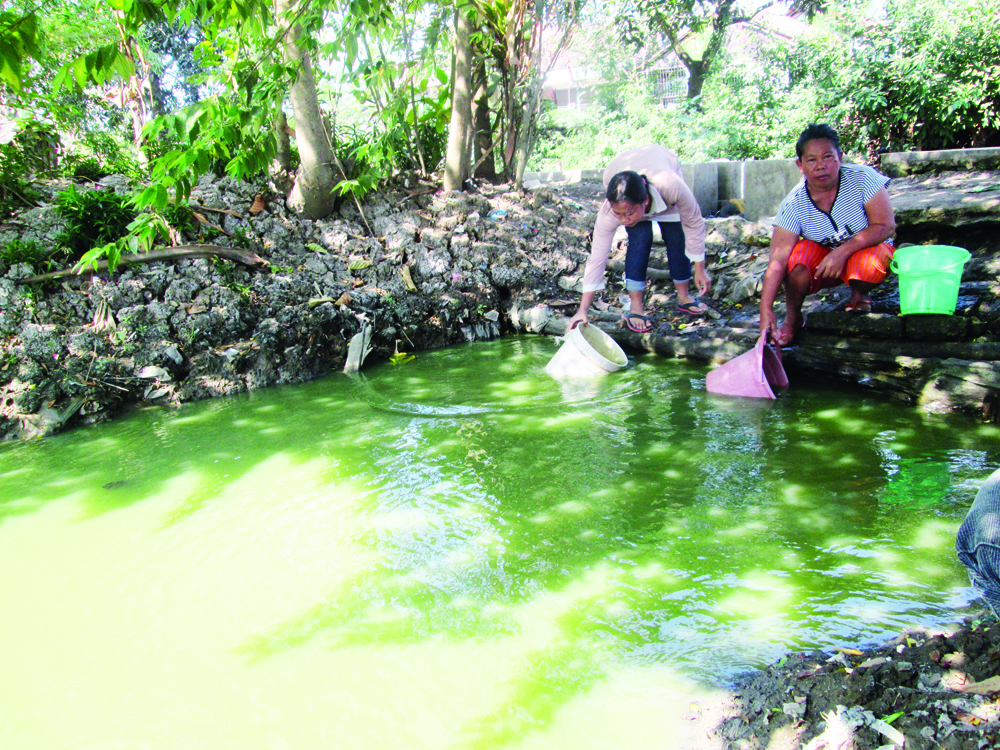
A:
0;335;995;749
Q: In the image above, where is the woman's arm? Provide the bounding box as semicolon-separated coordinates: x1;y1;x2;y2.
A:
814;187;896;280
580;202;619;293
572;203;619;328
759;225;801;339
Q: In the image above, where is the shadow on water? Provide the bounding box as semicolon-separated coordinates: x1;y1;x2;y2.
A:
2;335;999;747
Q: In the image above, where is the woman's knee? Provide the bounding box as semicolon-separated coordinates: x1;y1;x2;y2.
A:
787;264;812;291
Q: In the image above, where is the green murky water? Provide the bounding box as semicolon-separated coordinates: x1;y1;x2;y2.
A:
0;335;995;749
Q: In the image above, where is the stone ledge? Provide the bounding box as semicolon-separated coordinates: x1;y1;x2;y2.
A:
882;148;1000;177
805;312;977;342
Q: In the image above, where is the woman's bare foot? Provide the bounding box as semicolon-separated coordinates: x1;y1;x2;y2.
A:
844;296;872;312
776;316;804;345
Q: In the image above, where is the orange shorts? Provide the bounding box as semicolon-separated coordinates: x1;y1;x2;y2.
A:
787;239;895;295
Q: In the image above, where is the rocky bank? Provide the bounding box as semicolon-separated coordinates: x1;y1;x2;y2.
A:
4;165;1000;441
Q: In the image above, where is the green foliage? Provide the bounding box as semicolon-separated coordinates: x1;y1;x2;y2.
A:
64;129;146;181
138;93;276;206
0;9;42;91
0;179;39;222
805;0;1000;158
0;118;62;178
54;184;138;260
691;45;818;160
1;239;46;267
52;42;134;91
532;86;723;167
0;237;71;275
66;156;107;181
323;0;456;184
74;211;174;273
534;0;999;168
160;201;196;234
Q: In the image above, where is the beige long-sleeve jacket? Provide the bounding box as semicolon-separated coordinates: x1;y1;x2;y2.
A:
582;144;707;293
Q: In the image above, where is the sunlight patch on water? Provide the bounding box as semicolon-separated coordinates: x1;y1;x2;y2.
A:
781;484;810;505
912;518;963;549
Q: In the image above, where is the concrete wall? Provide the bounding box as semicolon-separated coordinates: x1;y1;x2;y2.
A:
523;158;802;220
716;161;742;208
680;162;720;219
524;146;1000;221
742;159;802;221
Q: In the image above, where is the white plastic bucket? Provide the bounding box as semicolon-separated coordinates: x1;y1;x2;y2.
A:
545;324;628;379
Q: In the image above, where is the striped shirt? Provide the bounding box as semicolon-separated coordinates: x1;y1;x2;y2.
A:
774;163;892;248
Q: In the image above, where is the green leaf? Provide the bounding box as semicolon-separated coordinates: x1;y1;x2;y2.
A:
348;259;372;271
71;56;89;89
154;184;169;211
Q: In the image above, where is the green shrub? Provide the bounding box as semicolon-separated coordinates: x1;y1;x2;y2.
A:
159;202;196;235
1;239;45;266
0;118;53;219
0;239;70;273
67;156;107;182
0;175;40;221
802;0;1000;158
54;184;137;260
68;129;146;181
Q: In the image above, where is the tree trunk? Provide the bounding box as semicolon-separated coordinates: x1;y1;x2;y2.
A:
513;0;547;183
275;0;338;219
472;61;497;181
269;109;295;195
443;8;474;192
683;0;734;101
685;60;707;100
514;74;542;183
274;109;292;172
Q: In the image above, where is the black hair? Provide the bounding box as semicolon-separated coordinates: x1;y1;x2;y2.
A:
605;170;649;205
795;124;841;159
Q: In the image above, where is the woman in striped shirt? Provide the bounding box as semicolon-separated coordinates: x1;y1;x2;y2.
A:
759;124;896;345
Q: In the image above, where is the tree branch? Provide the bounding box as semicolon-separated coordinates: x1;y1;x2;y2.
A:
19;245;269;284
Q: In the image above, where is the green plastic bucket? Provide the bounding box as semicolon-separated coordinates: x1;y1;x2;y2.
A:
889;245;970;315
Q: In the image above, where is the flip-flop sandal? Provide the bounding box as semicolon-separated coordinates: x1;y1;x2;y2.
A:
677;301;705;315
622;313;653;333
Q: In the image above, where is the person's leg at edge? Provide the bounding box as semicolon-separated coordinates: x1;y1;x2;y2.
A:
846;281;876;312
956;468;1000;618
624;221;654;329
659;222;702;310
